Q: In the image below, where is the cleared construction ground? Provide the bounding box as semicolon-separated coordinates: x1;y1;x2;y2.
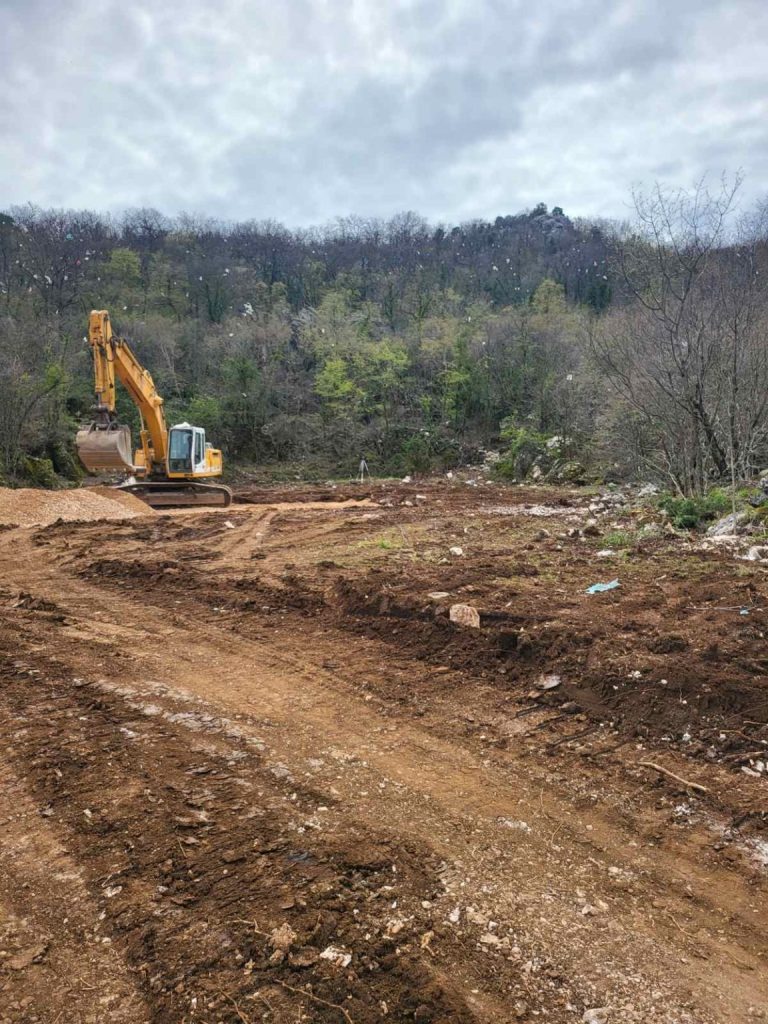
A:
0;479;766;1024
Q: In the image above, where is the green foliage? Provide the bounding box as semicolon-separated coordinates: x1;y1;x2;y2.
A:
749;504;768;529
107;248;141;285
315;357;361;415
47;441;84;482
218;358;268;459
657;489;731;529
531;278;567;316
22;455;59;488
400;433;433;475
186;395;223;435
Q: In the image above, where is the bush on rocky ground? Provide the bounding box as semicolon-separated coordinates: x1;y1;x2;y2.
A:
657;489;732;530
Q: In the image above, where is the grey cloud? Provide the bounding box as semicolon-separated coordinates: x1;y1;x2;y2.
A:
1;0;767;224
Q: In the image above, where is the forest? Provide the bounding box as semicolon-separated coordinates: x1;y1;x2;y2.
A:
1;177;767;495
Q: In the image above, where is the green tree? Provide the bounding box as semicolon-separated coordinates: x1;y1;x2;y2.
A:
107;247;141;286
315;357;362;417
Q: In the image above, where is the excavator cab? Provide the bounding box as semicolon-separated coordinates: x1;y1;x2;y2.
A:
168;424;207;476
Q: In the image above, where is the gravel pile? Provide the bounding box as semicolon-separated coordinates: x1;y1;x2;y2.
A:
0;486;152;527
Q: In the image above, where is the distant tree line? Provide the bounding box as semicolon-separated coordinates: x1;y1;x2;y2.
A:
1;178;766;494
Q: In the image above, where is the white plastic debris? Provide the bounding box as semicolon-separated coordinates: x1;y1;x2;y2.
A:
319;945;352;968
499;818;531;832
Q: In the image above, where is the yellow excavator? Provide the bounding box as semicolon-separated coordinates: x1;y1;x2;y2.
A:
76;310;232;507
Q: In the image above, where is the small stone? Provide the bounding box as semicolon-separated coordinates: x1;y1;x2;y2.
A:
535;673;561;690
583;1009;609;1024
221;849;245;864
449;604;480;628
7;944;48;971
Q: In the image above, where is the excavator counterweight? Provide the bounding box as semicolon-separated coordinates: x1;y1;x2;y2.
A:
76;310;232;508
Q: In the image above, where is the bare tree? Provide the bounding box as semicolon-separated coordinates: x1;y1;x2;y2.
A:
591;176;768;494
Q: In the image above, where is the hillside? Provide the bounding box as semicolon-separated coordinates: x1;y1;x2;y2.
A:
2;181;767;494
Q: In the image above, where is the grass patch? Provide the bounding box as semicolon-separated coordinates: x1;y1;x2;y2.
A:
357;532;405;551
602;529;634;549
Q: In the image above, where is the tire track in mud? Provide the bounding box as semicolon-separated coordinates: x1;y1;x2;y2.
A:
0;651;479;1024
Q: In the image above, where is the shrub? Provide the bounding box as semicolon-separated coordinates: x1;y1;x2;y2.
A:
22;456;59;488
48;442;84;482
387;429;465;476
657;489;731;529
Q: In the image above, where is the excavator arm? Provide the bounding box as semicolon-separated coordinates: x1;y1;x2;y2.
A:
78;310;167;474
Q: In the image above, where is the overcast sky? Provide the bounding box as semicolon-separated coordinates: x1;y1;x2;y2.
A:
2;0;767;226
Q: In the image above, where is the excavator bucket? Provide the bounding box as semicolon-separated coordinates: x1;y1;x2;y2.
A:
76;424;135;472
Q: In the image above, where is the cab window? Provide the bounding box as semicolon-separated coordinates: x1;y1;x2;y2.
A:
194;431;204;465
168;429;193;472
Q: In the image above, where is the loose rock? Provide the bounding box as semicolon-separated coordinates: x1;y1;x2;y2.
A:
449;603;480;628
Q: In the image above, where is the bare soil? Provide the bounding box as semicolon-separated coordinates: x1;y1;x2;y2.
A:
0;479;766;1024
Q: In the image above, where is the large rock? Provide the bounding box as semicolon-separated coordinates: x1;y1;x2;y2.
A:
743;545;768;562
706;512;748;536
548;459;586;483
636;482;659;497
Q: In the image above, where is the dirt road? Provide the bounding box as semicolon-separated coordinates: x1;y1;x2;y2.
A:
0;480;766;1023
